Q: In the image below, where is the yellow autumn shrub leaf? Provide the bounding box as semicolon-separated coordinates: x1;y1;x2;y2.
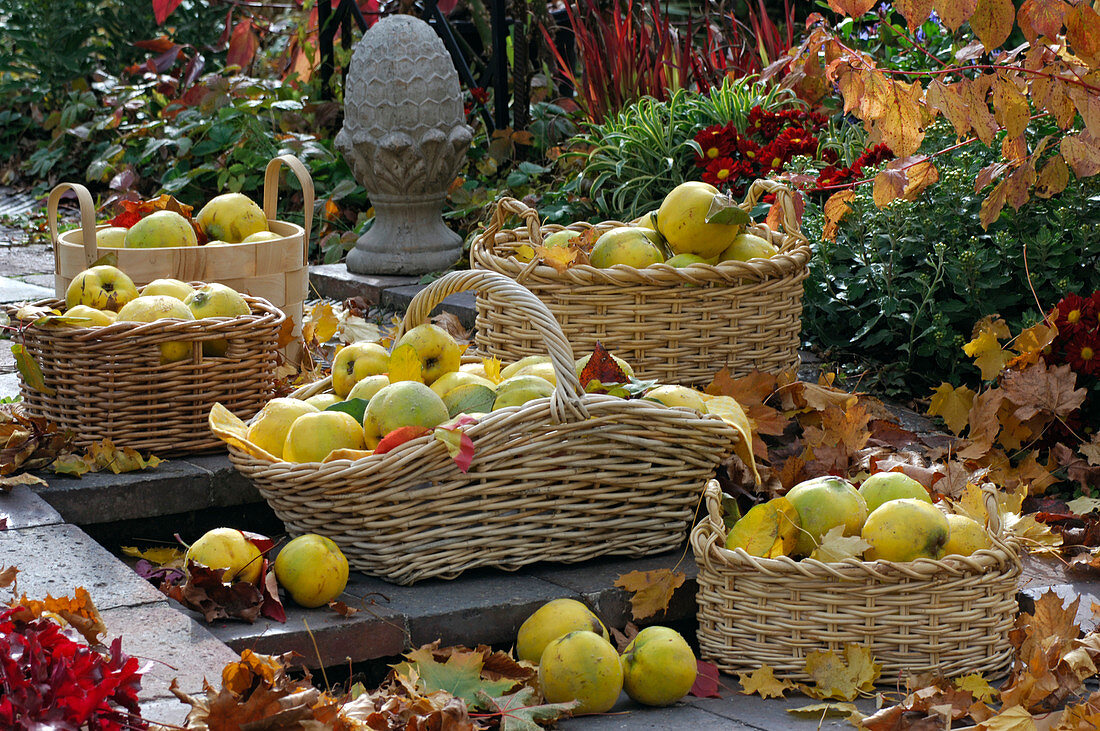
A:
725;497;800;558
388;343;423;383
927;383;976;435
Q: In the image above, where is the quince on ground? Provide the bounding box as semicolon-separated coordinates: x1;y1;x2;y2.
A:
362;381;448;448
620;626;697;706
393;324;462;386
115;295;196;364
785;476;868;557
283;410;366;462
185;527;263;584
516;597;609;664
247;398;319;460
862;498;949;562
196;193;268;243
65;265;139;312
539;630;623;714
274;534;349;608
124;210;198;248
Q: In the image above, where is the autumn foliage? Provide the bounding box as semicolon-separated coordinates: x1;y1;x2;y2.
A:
779;0;1100;235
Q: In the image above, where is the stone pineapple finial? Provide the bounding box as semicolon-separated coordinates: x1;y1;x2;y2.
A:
336;14;473;275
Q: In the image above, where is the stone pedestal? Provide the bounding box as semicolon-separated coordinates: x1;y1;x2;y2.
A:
336;15;472;275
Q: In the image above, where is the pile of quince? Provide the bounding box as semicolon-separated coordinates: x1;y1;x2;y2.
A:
94;192;279;248
516;598;697;712
239;330;746;464
56;264;251;364
512;181;778;271
726;473;994;563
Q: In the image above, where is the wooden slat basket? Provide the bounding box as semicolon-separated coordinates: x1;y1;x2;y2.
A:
470;179;810;385
691;481;1022;681
211;269;742;585
49;155;312;362
10;291;284;455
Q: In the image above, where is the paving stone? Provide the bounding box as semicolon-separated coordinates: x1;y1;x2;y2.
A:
32;459;220;524
1020;583;1100;633
206;582;407;665
139;695;192;728
20;273;56;289
0;243;54;277
101;602;239;700
532;550;699;627
0;484;64;529
0;523;164;609
181;453;263;508
0;275;52;304
310;263;419;305
690;687;879;729
557;696;755;730
0;372;18;398
380;285;476;330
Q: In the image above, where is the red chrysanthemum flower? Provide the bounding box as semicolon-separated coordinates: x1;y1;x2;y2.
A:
737;135;761;161
758;141;790;171
1066;333;1100;376
776;127;819;158
694;124;736;167
850;143;895;176
702;157;740;188
1053;293;1093;336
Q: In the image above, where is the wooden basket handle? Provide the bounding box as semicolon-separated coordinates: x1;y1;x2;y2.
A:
264;155;315;266
394;269;588;423
48;182;100;269
691;479;728;559
477;197;545;255
740;179;807;248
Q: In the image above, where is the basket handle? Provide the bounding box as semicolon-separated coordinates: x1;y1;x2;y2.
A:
477;196;545;254
394;269;588;423
690;479;728;560
740;179;807;248
264;155;315;266
48;182;100;269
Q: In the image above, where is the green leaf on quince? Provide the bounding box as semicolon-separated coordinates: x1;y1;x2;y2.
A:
325;397;369;423
705;193;751;226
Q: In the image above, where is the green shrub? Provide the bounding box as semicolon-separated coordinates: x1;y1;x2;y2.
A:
801;126;1100;393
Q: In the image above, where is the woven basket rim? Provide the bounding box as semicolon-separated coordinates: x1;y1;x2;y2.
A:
9;292;286;341
228;390;741;472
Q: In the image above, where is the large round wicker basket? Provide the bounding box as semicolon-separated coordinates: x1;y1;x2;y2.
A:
691;481;1021;681
48;155;312;362
212;269;742;585
470;180;810;385
10;292;284;455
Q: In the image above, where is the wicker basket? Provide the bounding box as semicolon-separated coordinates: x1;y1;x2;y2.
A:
691;481;1021;681
48;155;312;362
10;292;284;455
212;269;741;585
470;180;810;385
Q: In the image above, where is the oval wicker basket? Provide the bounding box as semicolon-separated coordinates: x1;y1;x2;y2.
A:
10;292;284;455
470;179;810;385
213;269;742;585
48;155;312;362
691;481;1022;681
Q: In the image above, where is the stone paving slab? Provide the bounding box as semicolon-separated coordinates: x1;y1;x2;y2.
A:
0;243;54;278
309;263;419;305
0;523;165;610
0;484;64;529
139;695;192;728
101;601;239;700
0;274;52;304
32;454;263;524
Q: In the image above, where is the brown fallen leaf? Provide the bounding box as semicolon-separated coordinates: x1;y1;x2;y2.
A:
613;568;686;621
800;644;881;701
1001;361;1088;422
163;561;265;624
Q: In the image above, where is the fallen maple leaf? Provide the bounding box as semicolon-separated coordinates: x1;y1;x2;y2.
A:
737;665;795;698
786;701;862;721
927;382;976;435
954;672;998;704
475;686;577;731
15;586;107;645
800;644;881;701
393;644;517;709
302;302;339;345
963;327;1012;381
976;704;1037;730
690;660;721;698
1001;361;1087;421
613;568;686;621
810;525;872;562
164;561;265;624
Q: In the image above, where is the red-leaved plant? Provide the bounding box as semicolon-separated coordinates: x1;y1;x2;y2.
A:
0;607;147;730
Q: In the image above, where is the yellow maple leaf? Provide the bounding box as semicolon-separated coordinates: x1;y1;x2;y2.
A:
800;644;881;701
810;525;872;563
17;587;106;645
1007;321;1057;370
725;497;800;558
976;704;1037;730
954;672;998;704
535;244;578;273
613;568;686;621
963;329;1012;381
388;343;424;383
928;383;976;435
738;665;795;698
1002;513;1062;555
481;357;503;384
302;302;339;345
121;546;185;565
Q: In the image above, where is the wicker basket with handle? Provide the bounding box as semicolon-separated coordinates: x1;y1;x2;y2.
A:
691;480;1021;681
10;291;284;455
470;179;810;385
211;269;742;585
48;155;312;361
